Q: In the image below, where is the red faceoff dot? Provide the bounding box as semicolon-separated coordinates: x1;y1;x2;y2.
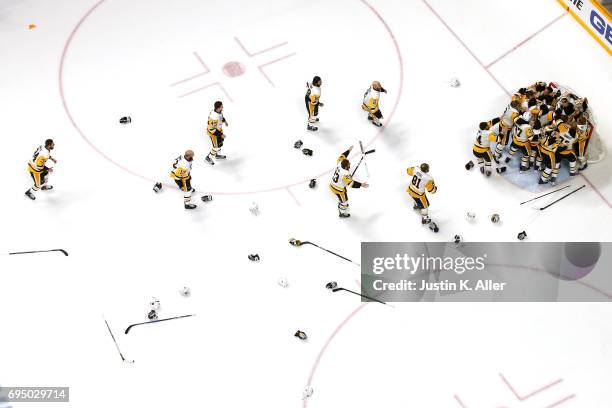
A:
222;61;246;77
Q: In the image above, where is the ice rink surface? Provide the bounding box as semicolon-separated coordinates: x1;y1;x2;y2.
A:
1;0;611;407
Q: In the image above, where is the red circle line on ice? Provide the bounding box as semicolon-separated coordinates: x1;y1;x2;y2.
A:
58;0;405;195
303;266;612;408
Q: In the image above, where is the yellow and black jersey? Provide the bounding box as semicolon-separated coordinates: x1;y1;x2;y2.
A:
207;110;224;136
512;122;534;144
473;129;497;153
28;146;51;172
500;104;520;128
406;167;436;196
551;119;570;134
576;125;590;142
538;110;554;127
330;150;361;192
539;136;559;154
362;87;380;113
305;84;321;116
170;155;192;180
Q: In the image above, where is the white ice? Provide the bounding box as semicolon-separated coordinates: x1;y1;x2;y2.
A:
1;0;611;407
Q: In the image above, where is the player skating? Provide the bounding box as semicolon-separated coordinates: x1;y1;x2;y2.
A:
25;139;57;200
407;163;438;231
205;101;228;165
305;76;323;131
329;146;369;218
170;150;197;209
473;119;500;177
362;81;386;127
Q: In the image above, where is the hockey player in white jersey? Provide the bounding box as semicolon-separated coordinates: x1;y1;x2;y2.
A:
362;81;386;127
305;76;323;131
406;163;437;227
329;146;369;218
494;100;521;161
472;119;499;177
205;101;228;165
25;139;57;200
170;150;197;209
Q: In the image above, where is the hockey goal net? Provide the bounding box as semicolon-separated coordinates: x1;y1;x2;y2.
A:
550;82;606;164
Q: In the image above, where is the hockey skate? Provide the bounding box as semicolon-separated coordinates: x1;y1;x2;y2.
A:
25;190;35;200
184;203;197;210
428;221;439;233
339;213;351;218
41;185;53;191
485;170;491;177
205;156;215;166
307;125;318;131
370;120;382;128
421;216;431;225
214;154;226;160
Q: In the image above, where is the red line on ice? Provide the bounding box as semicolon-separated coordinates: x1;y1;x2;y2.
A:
257;53;297;87
234;36;288;57
453;395;469;407
420;0;510;97
580;173;611;208
303;304;367;408
169;51;211;86
177;81;234;101
285;187;301;206
499;373;563;401
486;13;567;68
546;394;576;407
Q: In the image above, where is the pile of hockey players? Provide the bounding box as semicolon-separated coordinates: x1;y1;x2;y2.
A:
473;81;592;185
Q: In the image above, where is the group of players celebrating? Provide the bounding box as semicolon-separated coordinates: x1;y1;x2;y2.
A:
473;81;593;185
27;79;592;232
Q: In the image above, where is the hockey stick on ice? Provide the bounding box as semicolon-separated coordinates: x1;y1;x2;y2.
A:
539;185;585;211
350;148;375;178
289;238;360;266
359;141;370;178
519;185;570;205
331;287;387;305
125;314;195;335
8;249;68;256
104;318;134;363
